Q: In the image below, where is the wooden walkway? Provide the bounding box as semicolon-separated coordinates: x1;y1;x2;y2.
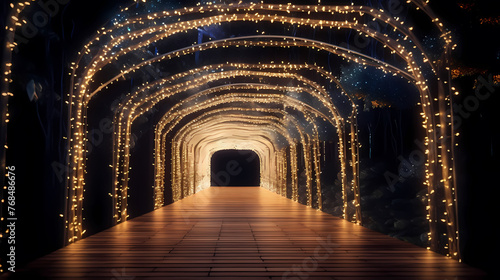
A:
5;187;486;279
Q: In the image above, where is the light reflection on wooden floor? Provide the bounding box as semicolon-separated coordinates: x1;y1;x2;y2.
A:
7;187;487;279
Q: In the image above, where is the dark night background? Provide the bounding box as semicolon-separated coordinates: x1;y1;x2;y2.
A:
0;0;499;278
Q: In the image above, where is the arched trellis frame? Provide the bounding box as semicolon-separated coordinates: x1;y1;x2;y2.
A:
170;108;307;201
0;0;459;260
115;74;348;198
110;63;358;223
165;110;321;203
110;64;356;221
110;62;357;212
171;113;296;196
178;123;285;195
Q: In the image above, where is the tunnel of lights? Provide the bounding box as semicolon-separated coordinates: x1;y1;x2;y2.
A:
1;0;461;260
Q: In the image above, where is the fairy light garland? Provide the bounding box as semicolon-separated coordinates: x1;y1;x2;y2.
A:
0;1;36;272
174;119;286;197
155;93;326;201
169;108;304;202
111;67;351;220
171;111;305;197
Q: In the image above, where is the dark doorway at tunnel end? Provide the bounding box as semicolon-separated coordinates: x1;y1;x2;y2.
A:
211;150;260;186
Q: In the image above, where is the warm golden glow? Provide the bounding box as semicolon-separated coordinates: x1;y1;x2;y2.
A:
0;0;460;261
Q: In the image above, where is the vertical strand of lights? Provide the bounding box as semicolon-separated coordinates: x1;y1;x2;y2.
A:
312;134;322;210
0;1;35;253
349;115;362;224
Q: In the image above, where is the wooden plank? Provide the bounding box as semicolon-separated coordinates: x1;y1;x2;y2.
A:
3;187;487;279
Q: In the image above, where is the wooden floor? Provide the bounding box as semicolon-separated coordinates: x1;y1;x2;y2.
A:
6;187;486;279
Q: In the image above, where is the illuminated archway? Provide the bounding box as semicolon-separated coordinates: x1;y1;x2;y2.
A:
1;0;459;259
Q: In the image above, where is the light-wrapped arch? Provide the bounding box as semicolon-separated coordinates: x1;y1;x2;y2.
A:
110;63;358;222
178;122;284;194
171;114;312;198
156;94;328;206
170;107;306;202
113;68;352;223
